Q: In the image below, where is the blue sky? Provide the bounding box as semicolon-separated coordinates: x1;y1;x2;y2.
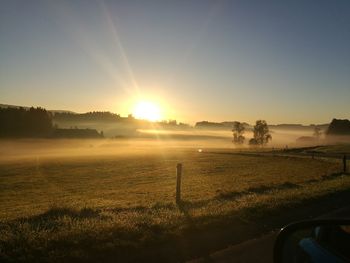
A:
1;0;349;124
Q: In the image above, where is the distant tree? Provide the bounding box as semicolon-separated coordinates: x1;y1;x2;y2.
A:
313;126;322;140
53;111;121;123
249;138;258;146
252;120;272;146
326;119;350;135
0;107;53;137
168;120;177;125
232;121;245;144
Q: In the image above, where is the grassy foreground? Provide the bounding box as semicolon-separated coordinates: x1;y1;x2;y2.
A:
0;145;349;262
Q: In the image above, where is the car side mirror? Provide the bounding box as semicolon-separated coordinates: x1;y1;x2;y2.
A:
274;219;350;263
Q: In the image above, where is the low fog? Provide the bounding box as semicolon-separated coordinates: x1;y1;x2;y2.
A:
1;126;342;163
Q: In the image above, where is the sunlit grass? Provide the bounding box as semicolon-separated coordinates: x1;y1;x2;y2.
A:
0;146;348;262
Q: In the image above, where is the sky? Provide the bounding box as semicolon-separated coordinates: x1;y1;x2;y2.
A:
1;0;350;124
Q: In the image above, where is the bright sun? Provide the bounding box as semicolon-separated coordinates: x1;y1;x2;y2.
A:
133;101;162;122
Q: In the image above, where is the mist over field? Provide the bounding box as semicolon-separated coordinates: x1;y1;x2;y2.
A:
1;0;350;261
0;126;325;162
1;116;349;262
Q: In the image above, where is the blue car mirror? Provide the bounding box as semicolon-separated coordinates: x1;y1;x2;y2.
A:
274;219;350;263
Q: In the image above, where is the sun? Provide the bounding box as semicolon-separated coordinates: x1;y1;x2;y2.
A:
133;101;162;121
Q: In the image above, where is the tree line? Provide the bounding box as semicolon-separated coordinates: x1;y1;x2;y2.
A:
0;107;53;137
232;120;272;146
53;111;122;122
0;107;104;138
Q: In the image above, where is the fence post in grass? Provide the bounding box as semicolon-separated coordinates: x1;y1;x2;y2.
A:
176;163;182;204
343;155;347;173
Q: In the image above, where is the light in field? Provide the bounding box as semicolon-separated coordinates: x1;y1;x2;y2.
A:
133;101;162;121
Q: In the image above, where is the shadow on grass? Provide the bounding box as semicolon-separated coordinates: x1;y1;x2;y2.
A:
6;207;106;231
9;173;346;226
173;182;301;210
216;182;300;201
108;202;177;214
34;207;102;222
2;188;350;263
41;207;100;219
2;174;350;263
216;172;348;202
322;172;350;180
108;174;346;214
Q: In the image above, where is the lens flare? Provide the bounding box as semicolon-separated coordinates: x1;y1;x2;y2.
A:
133;101;162;122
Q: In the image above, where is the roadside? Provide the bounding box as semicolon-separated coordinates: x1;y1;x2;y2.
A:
189;206;350;263
189;232;276;263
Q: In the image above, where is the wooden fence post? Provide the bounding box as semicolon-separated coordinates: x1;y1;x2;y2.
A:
343;155;347;173
176;163;182;204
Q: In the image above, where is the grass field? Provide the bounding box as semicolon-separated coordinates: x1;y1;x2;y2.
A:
0;140;349;262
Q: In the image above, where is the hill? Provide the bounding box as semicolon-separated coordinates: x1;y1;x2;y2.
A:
0;103;74;114
327;119;350;135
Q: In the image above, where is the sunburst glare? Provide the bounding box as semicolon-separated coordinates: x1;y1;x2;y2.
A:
133;101;162;122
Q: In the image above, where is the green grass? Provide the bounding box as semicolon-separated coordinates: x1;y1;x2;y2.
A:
0;143;349;262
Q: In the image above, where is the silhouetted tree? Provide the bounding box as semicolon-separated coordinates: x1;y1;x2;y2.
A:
326;119;350;135
232;121;245;144
53;111;121;123
0;107;53;137
251;120;272;146
52;128;103;138
313;126;322;140
195;121;225;129
249;138;259;146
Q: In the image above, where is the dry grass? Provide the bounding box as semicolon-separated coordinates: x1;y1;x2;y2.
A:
0;142;348;262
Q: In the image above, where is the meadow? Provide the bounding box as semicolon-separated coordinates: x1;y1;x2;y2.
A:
0;139;349;262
